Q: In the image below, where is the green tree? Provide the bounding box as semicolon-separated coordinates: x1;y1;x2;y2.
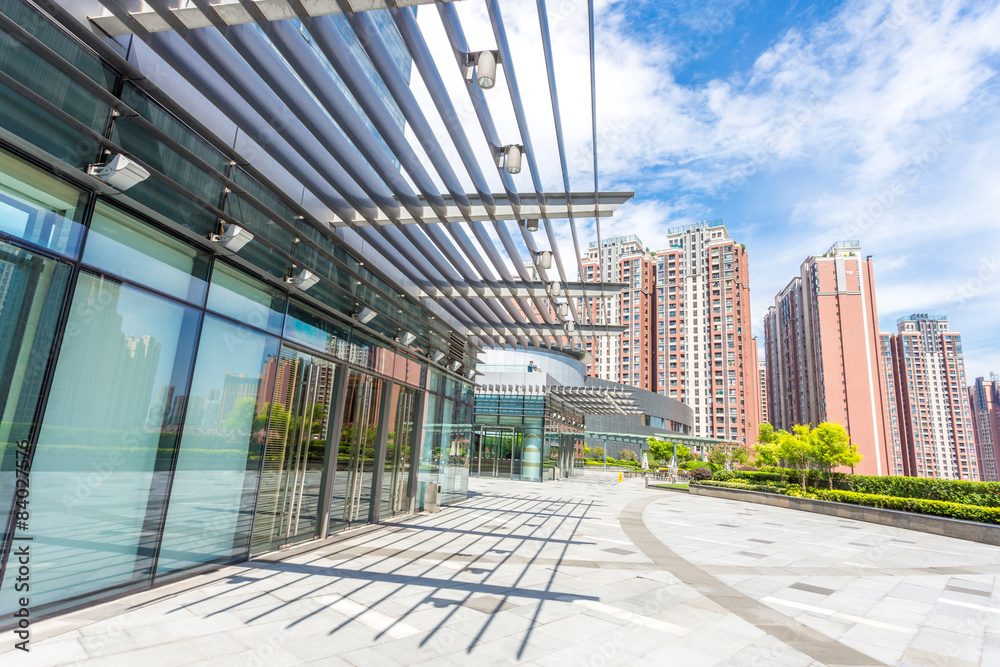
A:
619;449;637;462
221;396;256;435
707;442;750;471
753;423;781;467
778;425;813;490
647;437;692;466
809;421;863;488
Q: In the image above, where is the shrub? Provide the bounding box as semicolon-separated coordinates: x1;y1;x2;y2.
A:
712;471;736;482
681;460;719;472
844;476;1000;508
619;449;637;462
690;467;713;480
729;470;788;484
817;490;1000;525
693;479;788;495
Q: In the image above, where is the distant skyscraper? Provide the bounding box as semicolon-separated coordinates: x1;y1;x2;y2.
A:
654;220;757;444
969;375;1000;482
579;235;656;391
764;241;892;475
882;315;975;480
758;357;769;425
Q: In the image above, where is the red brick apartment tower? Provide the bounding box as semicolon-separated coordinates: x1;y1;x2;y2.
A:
655;220;758;446
578;235;657;392
884;315;977;480
763;242;893;476
969;375;1000;481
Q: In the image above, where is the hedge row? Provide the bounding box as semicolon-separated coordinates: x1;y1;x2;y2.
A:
843;476;1000;508
713;470;788;484
693;479;788;495
817;490;1000;525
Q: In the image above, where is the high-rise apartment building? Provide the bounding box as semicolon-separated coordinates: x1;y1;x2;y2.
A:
654;220;758;444
969;375;1000;482
882;315;976;480
763;242;892;476
579;235;657;391
759;357;769;424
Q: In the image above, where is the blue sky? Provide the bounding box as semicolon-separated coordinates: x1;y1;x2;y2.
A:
428;0;1000;379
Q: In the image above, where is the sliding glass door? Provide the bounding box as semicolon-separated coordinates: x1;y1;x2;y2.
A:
380;385;419;519
251;347;338;553
329;369;383;533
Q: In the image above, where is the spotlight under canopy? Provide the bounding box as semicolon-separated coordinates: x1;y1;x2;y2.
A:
210;223;254;252
286;268;320;291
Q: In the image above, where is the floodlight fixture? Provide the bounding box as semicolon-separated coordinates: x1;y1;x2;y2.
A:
286;268;320;291
565;320;576;333
534;250;552;270
464;50;500;89
398;331;416;346
210;224;254;252
466;368;476;379
495;144;523;174
522;218;539;232
431;350;446;363
549;281;562;297
557;303;569;319
87;154;150;191
355;306;377;325
449;360;461;371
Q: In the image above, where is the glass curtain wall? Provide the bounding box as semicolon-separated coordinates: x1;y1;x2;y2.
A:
380;385;419;519
330;370;383;532
418;372;473;507
250;347;338;553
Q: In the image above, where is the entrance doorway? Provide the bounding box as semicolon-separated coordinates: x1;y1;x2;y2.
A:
471;426;520;479
251;347;337;553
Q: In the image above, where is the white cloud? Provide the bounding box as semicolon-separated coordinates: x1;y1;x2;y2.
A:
415;0;1000;374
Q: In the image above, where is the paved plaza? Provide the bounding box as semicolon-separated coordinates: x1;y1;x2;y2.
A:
5;473;1000;666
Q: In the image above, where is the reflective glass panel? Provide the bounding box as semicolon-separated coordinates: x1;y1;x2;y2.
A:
330;370;383;532
251;347;337;553
0;242;70;569
155;316;280;576
380;385;418;519
0;274;200;614
0;149;87;256
83;202;210;304
284;301;351;361
206;262;286;334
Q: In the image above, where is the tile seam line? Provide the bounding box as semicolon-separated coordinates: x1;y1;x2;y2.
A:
618;494;889;667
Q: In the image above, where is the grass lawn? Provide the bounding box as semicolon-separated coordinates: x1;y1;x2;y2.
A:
652;483;689;490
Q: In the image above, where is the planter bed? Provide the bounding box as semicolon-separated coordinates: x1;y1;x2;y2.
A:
689;483;1000;546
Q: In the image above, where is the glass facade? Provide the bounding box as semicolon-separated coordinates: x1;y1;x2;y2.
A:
0;0;479;625
0;138;475;619
473;394;585;482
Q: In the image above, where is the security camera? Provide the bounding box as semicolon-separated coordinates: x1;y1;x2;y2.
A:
88;154;150;191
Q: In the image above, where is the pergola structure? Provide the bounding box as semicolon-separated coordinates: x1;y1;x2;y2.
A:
81;0;628;358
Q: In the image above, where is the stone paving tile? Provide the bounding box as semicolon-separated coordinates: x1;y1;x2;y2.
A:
7;474;1000;666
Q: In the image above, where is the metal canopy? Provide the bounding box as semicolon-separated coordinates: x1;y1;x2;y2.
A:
547;386;640;415
84;0;626;354
419;281;628;300
90;0;455;36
